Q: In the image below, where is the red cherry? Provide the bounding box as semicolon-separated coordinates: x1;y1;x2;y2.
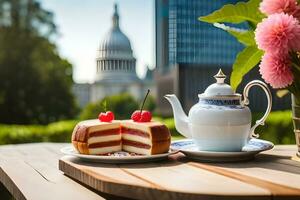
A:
131;110;142;122
98;111;114;122
98;113;106;121
140;111;152;122
106;111;115;121
131;89;152;122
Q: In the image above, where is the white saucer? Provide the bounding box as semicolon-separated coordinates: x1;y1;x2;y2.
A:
60;146;177;164
171;138;274;162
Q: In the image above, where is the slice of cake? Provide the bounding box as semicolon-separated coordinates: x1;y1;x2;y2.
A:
72;119;121;155
121;120;171;155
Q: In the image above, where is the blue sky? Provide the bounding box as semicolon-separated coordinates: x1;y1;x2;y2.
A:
41;0;154;83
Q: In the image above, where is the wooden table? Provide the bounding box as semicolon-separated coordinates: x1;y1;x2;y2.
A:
0;143;104;200
0;143;300;200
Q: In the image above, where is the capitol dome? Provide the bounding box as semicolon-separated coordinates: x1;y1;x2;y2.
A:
100;27;132;52
95;4;138;82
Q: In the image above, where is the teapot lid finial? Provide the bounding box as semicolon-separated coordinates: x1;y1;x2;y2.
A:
214;69;226;84
202;69;235;97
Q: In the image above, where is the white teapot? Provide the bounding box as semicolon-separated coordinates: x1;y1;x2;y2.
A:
165;69;272;152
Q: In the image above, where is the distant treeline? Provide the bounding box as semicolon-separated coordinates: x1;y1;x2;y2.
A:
0;0;78;124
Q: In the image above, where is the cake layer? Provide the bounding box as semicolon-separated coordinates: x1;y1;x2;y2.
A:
87;120;120;133
121;127;149;138
89;145;122;155
121;120;171;142
121;120;163;134
122;145;151;155
88;135;121;144
122;133;151;145
72;120;120;143
123;139;170;155
89;140;121;148
89;128;120;137
122;139;151;149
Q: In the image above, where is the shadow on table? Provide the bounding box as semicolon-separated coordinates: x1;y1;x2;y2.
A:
211;153;300;175
0;181;14;200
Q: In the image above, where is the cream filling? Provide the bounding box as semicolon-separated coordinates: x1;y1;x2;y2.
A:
88;134;121;144
122;133;151;145
89;145;121;155
122;145;151;155
121;121;152;133
88;122;120;133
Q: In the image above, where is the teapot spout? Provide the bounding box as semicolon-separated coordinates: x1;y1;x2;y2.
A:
164;94;191;138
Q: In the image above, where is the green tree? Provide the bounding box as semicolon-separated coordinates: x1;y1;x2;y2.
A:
0;0;77;124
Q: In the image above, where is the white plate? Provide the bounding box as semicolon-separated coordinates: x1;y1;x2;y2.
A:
171;138;274;162
60;146;178;164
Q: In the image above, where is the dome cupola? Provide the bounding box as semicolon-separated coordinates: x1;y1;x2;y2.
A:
95;4;138;83
98;4;133;58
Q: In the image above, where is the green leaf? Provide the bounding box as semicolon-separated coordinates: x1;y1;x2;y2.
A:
199;0;264;25
213;23;255;46
230;46;264;91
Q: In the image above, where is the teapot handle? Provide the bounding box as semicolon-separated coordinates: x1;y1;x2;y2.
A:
242;80;272;138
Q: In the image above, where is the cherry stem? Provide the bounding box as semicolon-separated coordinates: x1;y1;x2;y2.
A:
102;100;107;112
140;89;150;113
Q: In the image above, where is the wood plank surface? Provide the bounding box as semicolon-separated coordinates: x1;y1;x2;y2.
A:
1;143;300;200
0;143;104;200
59;145;300;200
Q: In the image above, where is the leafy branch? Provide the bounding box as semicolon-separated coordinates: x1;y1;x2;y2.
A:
199;0;264;90
213;23;256;46
199;0;264;25
231;46;263;91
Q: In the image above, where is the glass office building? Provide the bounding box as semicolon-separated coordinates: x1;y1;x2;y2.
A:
156;0;243;75
168;0;243;67
155;0;290;115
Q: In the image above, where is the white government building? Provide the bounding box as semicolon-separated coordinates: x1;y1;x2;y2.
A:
73;4;155;107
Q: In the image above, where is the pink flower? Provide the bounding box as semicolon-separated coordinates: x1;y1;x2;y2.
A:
259;53;294;88
255;13;300;54
260;0;298;16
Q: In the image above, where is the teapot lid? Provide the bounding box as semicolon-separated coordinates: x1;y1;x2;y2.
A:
200;69;240;100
